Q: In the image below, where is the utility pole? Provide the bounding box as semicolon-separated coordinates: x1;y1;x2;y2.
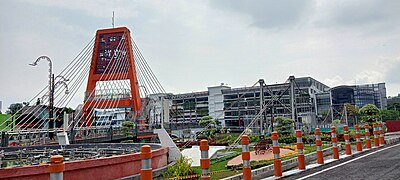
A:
259;79;265;136
175;102;178;123
49;74;55;139
161;96;164;129
289;76;296;129
271;91;274;132
344;104;348;125
112;11;115;28
329;90;334;123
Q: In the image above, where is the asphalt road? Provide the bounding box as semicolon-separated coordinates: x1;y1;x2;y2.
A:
285;143;400;180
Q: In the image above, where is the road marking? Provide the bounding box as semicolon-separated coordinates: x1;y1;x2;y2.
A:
297;143;400;180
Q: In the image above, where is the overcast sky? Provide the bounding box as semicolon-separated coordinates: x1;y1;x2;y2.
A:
0;0;399;111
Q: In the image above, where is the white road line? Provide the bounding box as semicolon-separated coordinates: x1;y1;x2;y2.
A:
297;143;400;180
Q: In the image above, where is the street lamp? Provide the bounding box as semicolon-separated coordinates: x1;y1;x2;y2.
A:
40;80;70;101
30;56;69;139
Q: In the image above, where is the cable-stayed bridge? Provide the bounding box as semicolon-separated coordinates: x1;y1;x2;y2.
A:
0;27;183;147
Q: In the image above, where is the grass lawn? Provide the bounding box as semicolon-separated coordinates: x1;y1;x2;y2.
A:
192;156;242;180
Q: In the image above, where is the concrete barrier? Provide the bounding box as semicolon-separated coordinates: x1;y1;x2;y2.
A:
385;135;400;145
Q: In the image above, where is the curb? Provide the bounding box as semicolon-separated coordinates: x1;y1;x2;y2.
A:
222;145;343;180
274;135;400;179
384;135;400;145
253;135;400;180
224;135;400;180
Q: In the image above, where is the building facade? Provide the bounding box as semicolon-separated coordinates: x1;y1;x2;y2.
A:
315;83;388;126
170;91;209;123
168;77;388;130
169;77;331;130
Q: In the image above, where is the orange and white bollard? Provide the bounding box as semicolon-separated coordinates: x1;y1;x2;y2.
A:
295;130;305;170
378;123;385;145
315;128;324;164
140;145;152;180
354;124;362;152
364;123;371;149
373;123;379;147
241;135;251;180
272;132;282;177
343;125;352;155
200;140;211;180
331;126;339;159
48;155;65;180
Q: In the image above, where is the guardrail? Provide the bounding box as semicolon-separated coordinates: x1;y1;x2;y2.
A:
0;126;125;147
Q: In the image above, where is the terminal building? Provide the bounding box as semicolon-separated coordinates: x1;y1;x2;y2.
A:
316;83;387;126
168;76;387;130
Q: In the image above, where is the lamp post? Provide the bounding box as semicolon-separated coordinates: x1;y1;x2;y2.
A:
30;56;69;140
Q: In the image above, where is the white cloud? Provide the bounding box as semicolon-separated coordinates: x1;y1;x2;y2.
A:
1;0;400;110
323;75;344;87
24;0;145;18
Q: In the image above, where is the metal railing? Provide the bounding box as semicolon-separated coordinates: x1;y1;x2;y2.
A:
85;89;131;101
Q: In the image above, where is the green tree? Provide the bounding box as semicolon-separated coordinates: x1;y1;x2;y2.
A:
198;116;220;139
198;116;218;126
121;121;134;138
387;95;400;110
388;102;400;110
380;109;400;121
359;104;380;124
331;119;341;128
6;103;23;115
274;116;294;136
62;107;75;114
345;103;360;117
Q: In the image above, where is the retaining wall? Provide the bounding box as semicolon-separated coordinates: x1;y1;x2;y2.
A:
0;146;168;180
386;120;400;132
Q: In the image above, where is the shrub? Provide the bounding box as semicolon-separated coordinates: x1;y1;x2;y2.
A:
279;135;296;144
121;140;134;143
359;104;380;124
249;135;260;143
121;121;134;138
321;134;331;142
215;134;238;144
275;116;295;136
197;134;208;139
162;156;193;178
348;130;356;141
303;135;315;144
359;130;365;136
336;134;344;141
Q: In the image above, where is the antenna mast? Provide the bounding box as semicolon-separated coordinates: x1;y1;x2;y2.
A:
112;11;115;28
